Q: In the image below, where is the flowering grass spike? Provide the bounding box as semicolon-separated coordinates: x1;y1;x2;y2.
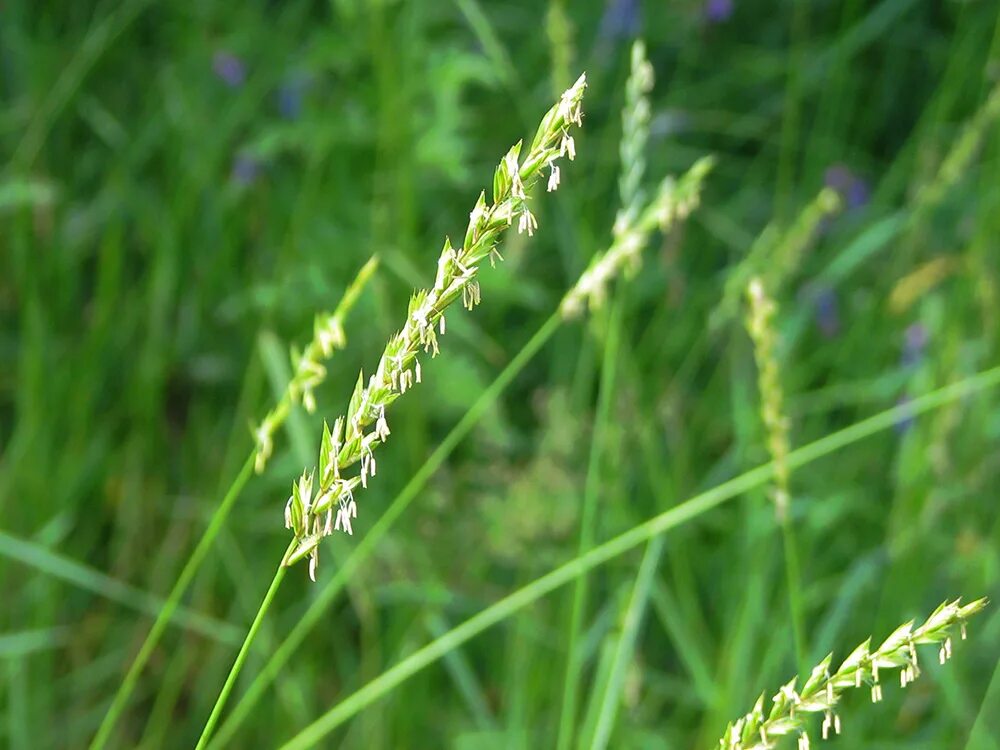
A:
252;256;379;473
746;277;791;519
562;156;713;318
717;597;987;750
282;74;588;579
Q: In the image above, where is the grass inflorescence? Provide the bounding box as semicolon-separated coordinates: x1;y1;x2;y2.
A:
280;74;588;580
718;598;988;750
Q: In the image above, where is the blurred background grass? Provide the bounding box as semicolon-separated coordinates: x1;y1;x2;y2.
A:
3;0;1000;747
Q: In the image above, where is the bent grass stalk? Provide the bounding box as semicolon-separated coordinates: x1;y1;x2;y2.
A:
194;74;589;748
0;530;242;645
208;147;714;750
275;365;1000;749
716;598;987;749
89;259;377;750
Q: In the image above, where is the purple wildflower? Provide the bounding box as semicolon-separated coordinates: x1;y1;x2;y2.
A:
231;153;261;186
845;177;870;210
213;51;246;88
703;0;734;23
894;394;915;435
824;164;870;211
600;0;641;40
813;287;840;338
901;323;928;367
276;75;310;120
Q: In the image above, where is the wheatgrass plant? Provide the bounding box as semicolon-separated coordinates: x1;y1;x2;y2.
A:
275;371;1000;750
562;158;712;320
89;259;377;750
208;50;714;745
716;598;987;750
192;73;589;749
279;73;587;580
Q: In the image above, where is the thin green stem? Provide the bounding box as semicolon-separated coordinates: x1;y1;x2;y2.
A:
556;295;621;750
780;514;807;672
584;535;663;750
89;454;255;750
209;311;563;747
195;544;294;749
276;364;1000;749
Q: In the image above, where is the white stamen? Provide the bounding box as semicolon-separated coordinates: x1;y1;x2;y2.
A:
518;208;537;236
561;133;576;160
547;164;561;192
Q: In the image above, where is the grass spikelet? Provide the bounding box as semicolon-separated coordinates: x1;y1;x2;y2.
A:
716;598;987;750
252;256;379;473
745;277;791;520
282;74;588;579
561;156;713;318
616;40;655;230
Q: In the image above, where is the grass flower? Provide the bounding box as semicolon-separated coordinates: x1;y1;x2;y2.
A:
282;74;589;579
252;256;379;474
717;598;987;749
746;277;791;519
561;157;713;318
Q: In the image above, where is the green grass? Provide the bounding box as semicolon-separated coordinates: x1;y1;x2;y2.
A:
3;1;1000;748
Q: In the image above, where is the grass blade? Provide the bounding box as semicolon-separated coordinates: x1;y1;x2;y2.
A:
276;364;1000;748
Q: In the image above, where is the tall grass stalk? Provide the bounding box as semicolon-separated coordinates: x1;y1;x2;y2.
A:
557;40;653;750
89;260;377;750
717;598;987;749
746;277;806;672
193;543;294;750
194;73;589;747
277;74;588;579
556;291;622;750
276;366;1000;749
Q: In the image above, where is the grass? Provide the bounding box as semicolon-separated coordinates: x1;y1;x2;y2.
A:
3;1;1000;748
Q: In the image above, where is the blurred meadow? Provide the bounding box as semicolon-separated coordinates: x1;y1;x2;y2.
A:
3;0;1000;748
